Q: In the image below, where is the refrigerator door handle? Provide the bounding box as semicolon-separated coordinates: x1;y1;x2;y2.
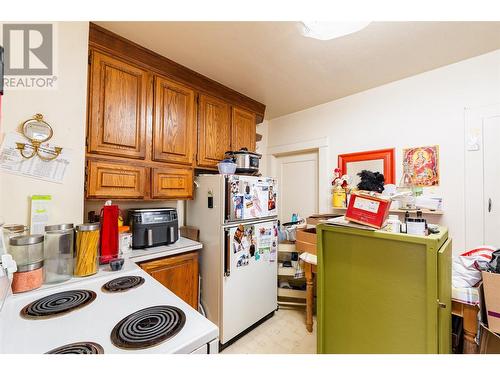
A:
224;229;230;277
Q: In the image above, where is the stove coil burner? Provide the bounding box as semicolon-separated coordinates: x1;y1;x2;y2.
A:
46;342;104;354
102;276;145;293
111;305;186;349
20;290;97;319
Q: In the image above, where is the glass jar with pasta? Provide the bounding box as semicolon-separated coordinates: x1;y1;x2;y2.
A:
74;223;100;277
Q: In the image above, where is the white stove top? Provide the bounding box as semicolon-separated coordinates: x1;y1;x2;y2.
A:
0;263;218;354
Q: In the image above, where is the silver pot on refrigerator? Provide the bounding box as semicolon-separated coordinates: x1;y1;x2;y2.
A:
224;148;261;174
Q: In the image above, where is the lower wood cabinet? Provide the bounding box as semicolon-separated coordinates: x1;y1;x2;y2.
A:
151;166;193;200
139;251;199;310
86;159;146;199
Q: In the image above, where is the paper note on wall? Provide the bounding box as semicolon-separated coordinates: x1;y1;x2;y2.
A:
0;132;72;184
30;195;51;235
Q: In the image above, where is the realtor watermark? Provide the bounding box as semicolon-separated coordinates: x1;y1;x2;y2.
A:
2;23;58;89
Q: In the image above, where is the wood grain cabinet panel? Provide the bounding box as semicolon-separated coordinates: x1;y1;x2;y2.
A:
86;159;146;199
231;107;256;152
197;94;231;168
139;251;199;310
88;50;149;159
153;76;196;166
151;166;193;199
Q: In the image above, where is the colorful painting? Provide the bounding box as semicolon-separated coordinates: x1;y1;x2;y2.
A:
403;145;439;187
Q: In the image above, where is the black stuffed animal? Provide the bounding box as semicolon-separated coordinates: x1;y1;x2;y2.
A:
357;170;385;193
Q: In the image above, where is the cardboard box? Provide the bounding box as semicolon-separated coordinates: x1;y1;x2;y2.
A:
345;192;391;229
306;214;342;226
480;323;500;354
481;271;500;334
295;227;317;255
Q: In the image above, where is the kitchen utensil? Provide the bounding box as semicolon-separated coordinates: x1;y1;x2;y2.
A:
44;224;74;284
224;148;261;174
109;258;124;271
217;159;237;175
100;204;119;264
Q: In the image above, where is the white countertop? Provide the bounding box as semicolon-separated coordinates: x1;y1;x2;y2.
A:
3;237;202;296
127;237;202;263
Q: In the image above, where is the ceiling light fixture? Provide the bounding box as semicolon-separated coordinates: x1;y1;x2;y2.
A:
301;21;371;40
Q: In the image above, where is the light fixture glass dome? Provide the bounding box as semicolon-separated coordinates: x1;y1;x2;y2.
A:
301;21;371;40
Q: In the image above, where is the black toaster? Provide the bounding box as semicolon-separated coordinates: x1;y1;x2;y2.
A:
128;208;179;249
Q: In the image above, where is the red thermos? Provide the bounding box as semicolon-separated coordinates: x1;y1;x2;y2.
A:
100;204;119;264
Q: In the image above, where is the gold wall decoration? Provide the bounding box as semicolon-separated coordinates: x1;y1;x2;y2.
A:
16;114;62;161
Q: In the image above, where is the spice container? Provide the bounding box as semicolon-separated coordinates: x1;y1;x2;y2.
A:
75;223;100;277
12;261;44;293
44;224;74;284
118;226;132;258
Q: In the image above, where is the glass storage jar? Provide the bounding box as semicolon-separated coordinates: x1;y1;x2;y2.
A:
75;223;100;277
2;224;29;254
8;234;44;268
44;224;75;284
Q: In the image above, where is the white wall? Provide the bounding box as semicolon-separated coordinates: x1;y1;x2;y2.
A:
0;22;89;227
267;49;500;254
256;120;269;176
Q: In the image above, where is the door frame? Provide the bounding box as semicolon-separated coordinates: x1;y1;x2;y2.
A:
464;103;500;248
267;137;330;215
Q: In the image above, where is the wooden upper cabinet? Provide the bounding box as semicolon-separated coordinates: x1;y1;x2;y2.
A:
153;76;196;166
151;166;193;200
86;159;146;199
88;50;149;159
197;94;231;168
231;107;256;152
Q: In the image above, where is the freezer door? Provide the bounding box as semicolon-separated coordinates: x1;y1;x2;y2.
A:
221;220;278;344
225;175;278;223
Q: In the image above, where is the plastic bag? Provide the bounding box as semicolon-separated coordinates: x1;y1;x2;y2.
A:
452;246;497;288
489;249;500;273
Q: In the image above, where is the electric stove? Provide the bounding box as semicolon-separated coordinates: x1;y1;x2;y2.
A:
0;263;218;354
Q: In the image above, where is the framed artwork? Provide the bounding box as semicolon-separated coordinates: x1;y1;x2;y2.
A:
338;148;395;186
403;145;439;186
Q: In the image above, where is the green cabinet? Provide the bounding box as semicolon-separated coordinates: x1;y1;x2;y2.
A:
317;224;451;354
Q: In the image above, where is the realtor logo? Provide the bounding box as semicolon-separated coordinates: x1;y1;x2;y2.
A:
2;23;57;89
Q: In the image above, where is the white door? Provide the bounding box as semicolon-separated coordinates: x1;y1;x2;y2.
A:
222;220;278;344
275;151;319;223
483;115;500;246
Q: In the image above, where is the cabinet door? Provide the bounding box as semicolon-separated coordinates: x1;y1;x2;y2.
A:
153;76;196;165
88;50;149;159
140;251;199;310
151;166;193;200
231;107;256;152
197;94;231;168
86;159;146;199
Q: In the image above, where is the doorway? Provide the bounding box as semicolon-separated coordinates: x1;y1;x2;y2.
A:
465;104;500;249
275;151;319;223
482;115;500;247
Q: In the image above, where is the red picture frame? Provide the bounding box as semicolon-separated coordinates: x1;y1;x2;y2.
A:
337;148;395;184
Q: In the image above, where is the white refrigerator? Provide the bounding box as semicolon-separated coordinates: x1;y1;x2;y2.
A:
187;174;278;346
